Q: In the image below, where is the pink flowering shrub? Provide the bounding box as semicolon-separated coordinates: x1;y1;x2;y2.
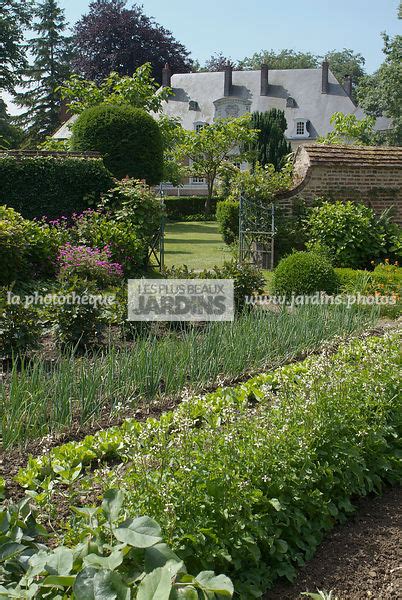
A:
57;243;123;287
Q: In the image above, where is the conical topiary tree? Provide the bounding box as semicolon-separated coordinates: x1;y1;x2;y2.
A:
250;109;291;170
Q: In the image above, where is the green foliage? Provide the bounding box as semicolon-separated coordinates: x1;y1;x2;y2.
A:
13;0;72;143
165;259;266;312
216;199;239;245
1;304;374;448
0;100;24;149
60;63;172;115
274;198;309;263
272;251;339;298
51;278;105;348
325;49;366;100
0;0;33;94
0;492;233;599
101;178;163;247
0;155;113;219
249;110;291;170
0;289;41;358
238;49;319;70
163;196;218;220
14;334;401;597
0;206;61;284
174;115;257;210
306;201;399;269
356;33;402;145
224;161;293;204
318;112;376;145
71;104;163;183
72;209;147;276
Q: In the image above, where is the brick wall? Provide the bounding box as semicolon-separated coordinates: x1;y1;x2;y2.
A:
278;147;402;225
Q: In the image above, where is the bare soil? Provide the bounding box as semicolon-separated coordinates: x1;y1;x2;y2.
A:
266;486;402;600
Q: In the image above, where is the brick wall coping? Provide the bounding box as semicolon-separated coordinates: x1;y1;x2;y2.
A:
0;150;101;159
297;144;402;168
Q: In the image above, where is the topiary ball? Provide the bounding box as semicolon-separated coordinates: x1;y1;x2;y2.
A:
71;104;163;183
272;251;339;298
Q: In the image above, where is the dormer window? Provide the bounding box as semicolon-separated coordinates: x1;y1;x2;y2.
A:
294;119;310;138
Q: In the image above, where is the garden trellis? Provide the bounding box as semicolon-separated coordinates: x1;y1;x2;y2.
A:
239;195;275;269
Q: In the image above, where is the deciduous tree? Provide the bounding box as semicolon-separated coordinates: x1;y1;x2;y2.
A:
72;0;192;82
238;49;319;70
174;116;257;213
59;64;171;115
357;33;402;145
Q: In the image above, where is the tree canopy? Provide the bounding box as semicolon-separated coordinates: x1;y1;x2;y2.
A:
356;33;402;145
0;0;33;93
60;64;171;115
174;116;257;212
71;0;192;82
238;49;320;70
14;0;72;143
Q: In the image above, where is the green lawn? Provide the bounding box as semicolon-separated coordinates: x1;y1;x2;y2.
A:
163;221;231;270
162;221;274;290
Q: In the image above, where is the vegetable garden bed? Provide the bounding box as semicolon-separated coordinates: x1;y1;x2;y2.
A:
2;328;400;599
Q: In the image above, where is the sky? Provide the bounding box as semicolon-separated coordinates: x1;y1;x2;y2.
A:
4;0;401;114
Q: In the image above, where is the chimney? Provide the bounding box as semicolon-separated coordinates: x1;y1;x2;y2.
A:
321;60;329;94
260;63;269;96
224;62;233;97
162;63;172;87
343;75;353;98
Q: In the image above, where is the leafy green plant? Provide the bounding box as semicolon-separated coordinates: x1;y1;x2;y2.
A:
71;104;163;183
272;251;339;298
60;63;172;115
51;278;106;349
306;201;399;269
101;179;163;247
0;206;64;284
0;490;233;599
72;209;147;275
216;199;239;245
0;289;41;358
14;334;402;598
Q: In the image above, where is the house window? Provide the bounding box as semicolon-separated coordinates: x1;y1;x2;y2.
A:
194;122;206;133
192;176;205;184
296;121;305;136
294;119;309;138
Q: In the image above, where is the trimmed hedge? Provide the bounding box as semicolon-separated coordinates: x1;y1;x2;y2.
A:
71;104;163;183
216;199;239;244
163;196;218;220
0;155;113;219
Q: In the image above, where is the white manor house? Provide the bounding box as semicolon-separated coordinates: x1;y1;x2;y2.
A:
54;62;389;196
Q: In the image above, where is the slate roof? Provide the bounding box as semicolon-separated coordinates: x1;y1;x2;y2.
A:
158;68;390;139
53;67;391;140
